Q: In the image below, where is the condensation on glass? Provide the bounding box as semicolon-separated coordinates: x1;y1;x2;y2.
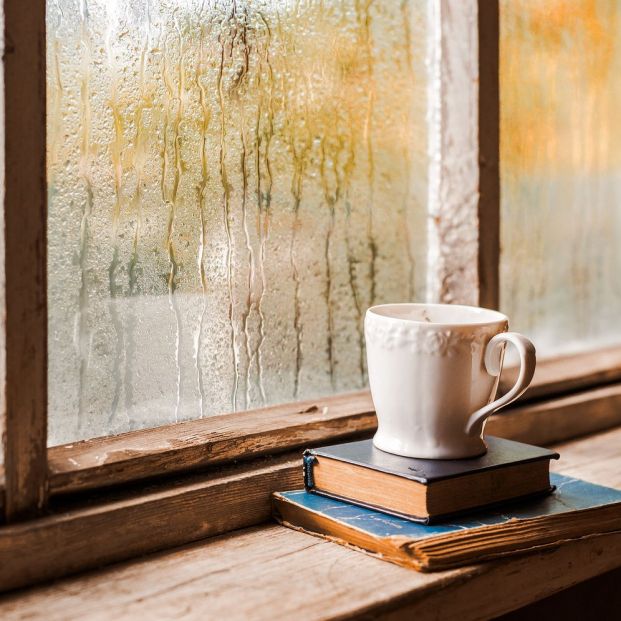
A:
47;0;428;444
500;0;621;356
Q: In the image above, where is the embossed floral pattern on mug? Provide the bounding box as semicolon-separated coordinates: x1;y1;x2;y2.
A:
364;311;503;357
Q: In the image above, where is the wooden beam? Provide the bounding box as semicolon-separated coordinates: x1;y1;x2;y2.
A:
36;381;621;498
1;429;621;615
426;0;500;308
426;0;480;306
0;346;615;504
477;0;500;309
0;399;619;592
494;567;621;621
3;525;621;621
0;453;302;592
501;345;621;402
2;0;48;520
46;391;375;494
488;383;621;447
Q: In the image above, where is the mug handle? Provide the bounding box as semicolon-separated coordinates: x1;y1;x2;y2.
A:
465;332;536;436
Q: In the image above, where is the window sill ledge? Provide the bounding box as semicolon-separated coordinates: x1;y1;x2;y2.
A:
2;427;621;620
2;386;621;593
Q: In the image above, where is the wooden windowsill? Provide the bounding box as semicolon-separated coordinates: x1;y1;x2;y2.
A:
33;346;621;498
1;382;621;594
1;426;620;620
0;346;617;515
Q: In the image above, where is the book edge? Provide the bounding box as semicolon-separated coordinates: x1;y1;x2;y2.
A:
308;437;559;484
307;485;556;524
271;492;424;570
272;490;621;572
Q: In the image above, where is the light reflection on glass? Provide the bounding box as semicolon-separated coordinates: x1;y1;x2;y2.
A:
500;0;621;355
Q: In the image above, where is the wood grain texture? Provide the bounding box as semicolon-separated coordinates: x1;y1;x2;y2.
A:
477;0;500;310
1;428;620;621
0;388;617;592
47;391;375;493
41;381;621;498
495;567;621;621
2;530;621;621
426;0;480;306
0;453;302;592
374;532;621;621
0;386;616;592
501;345;621;401
2;0;48;520
487;383;621;447
549;425;621;489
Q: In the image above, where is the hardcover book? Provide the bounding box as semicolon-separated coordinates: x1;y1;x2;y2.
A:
273;474;621;572
303;437;559;522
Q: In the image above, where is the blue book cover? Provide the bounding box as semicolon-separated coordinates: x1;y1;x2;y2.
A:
272;474;621;572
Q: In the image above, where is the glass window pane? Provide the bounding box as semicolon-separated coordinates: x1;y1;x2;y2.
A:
47;0;428;444
500;0;621;356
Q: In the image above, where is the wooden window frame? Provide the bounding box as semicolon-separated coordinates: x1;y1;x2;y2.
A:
2;0;48;522
2;0;621;591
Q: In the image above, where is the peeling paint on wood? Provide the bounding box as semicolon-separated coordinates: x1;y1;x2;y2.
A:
426;0;481;306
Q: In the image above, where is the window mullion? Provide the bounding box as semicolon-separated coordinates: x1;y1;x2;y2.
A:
477;0;500;310
426;0;500;309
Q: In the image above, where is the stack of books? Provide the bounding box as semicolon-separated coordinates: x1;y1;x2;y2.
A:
272;436;621;572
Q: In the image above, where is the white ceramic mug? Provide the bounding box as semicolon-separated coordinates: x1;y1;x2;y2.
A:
364;303;536;459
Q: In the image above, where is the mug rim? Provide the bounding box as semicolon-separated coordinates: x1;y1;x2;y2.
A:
367;302;509;328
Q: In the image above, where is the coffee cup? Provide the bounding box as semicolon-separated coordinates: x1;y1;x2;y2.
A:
364;303;536;459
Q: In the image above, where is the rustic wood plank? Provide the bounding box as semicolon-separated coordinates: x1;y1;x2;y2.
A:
42;382;621;497
47;391;375;494
477;0;500;310
487;383;621;447
375;532;621;621
0;526;437;621
549;425;621;489
1;528;620;621
1;428;620;621
0;453;302;592
2;0;48;520
427;0;480;306
494;567;621;621
0;386;617;592
501;345;621;401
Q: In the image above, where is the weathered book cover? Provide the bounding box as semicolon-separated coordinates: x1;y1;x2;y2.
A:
303;436;559;522
304;436;558;485
273;474;621;572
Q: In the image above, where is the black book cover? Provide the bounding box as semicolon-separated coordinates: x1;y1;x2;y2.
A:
303;436;559;523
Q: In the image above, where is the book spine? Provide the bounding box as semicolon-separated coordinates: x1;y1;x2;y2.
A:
303;451;317;490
